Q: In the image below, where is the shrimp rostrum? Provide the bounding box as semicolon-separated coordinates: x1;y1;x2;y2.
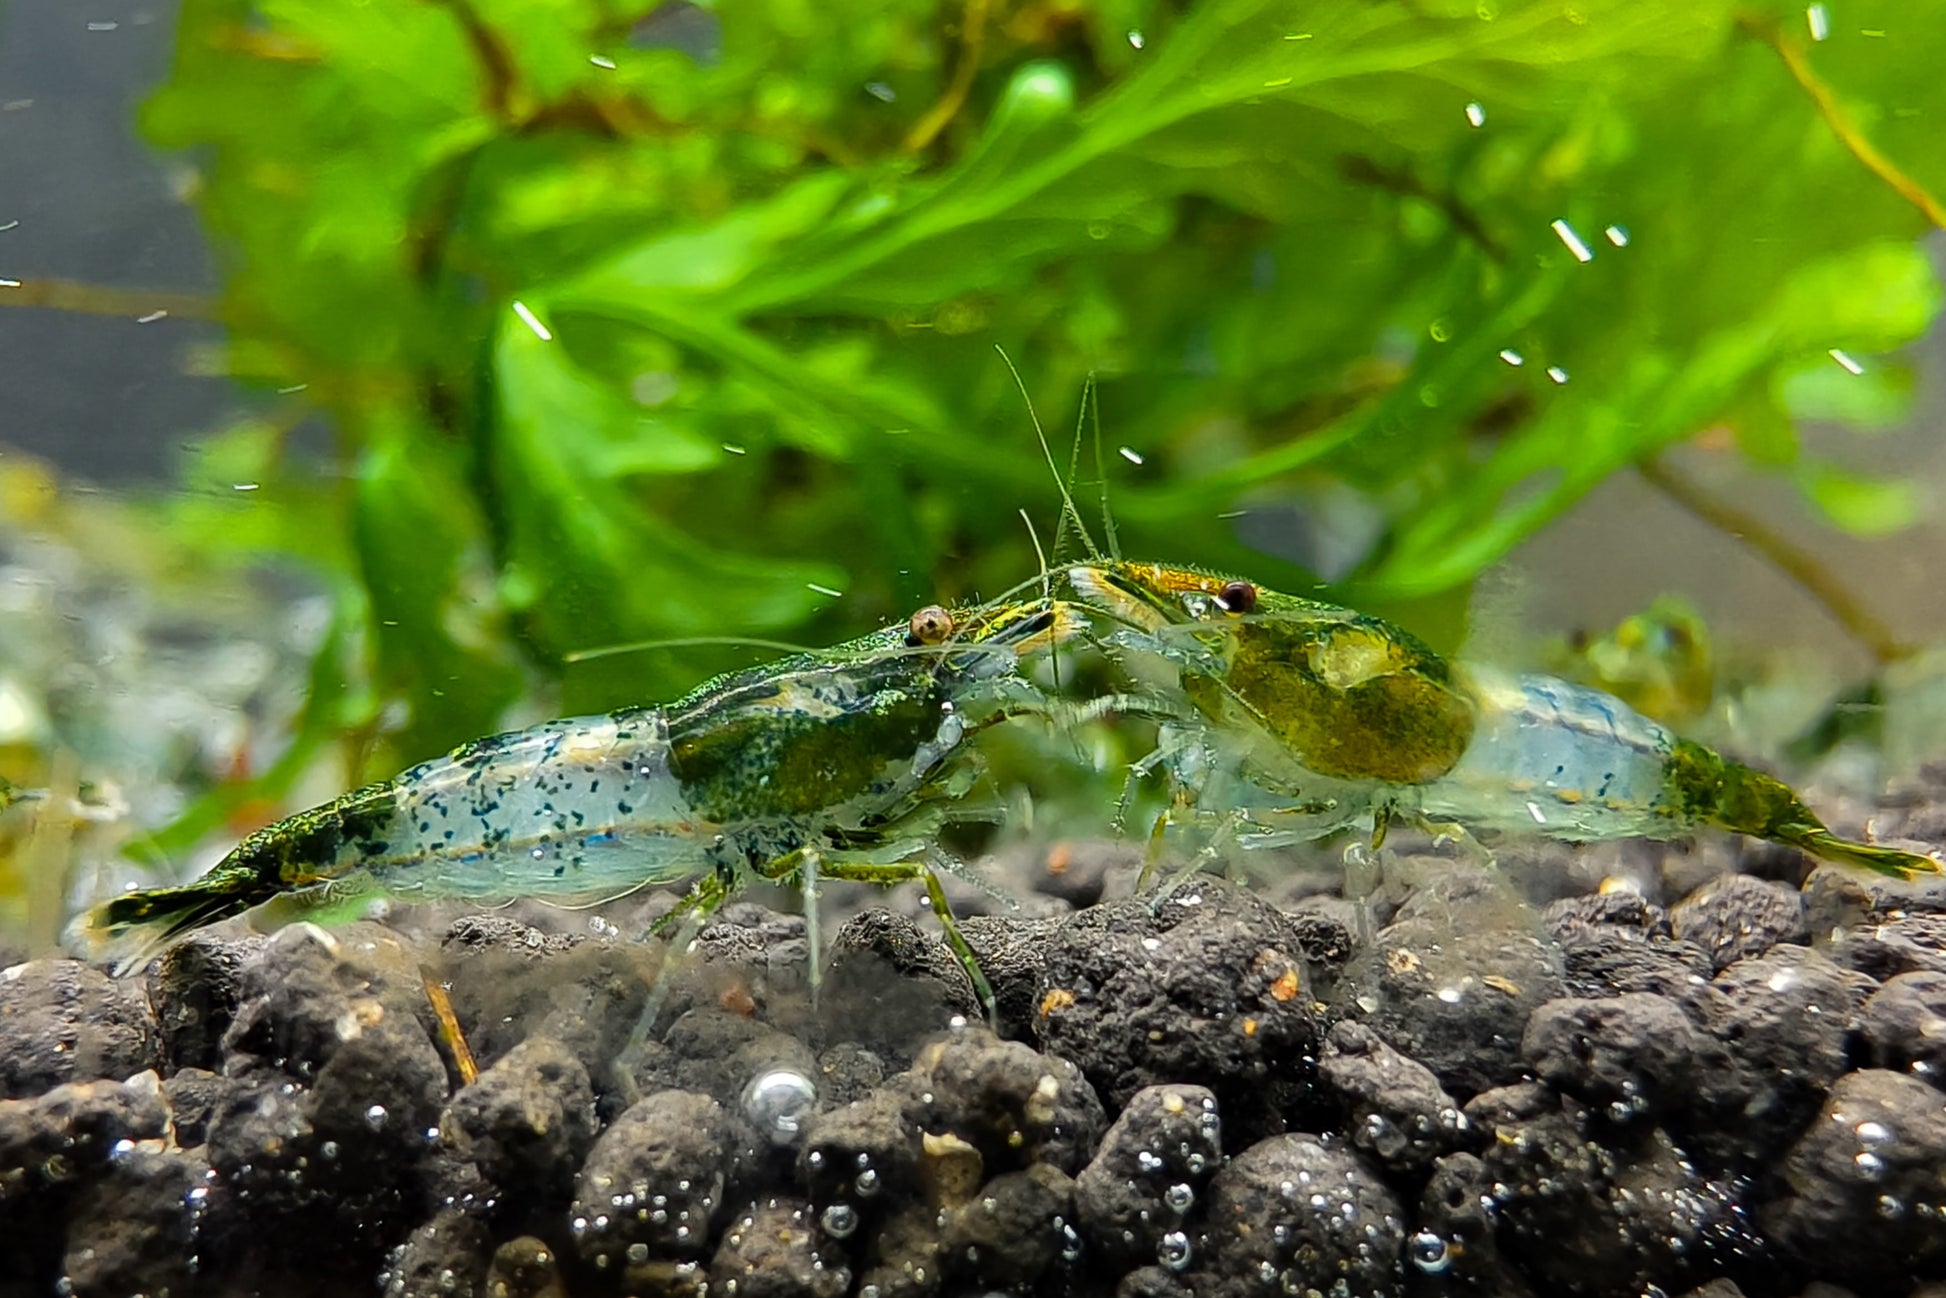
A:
1066;559;1941;882
76;597;1078;1007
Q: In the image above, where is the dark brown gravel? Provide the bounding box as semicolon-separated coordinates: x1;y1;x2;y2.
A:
10;826;1946;1298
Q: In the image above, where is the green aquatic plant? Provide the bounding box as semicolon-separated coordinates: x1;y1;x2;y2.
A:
72;0;1944;852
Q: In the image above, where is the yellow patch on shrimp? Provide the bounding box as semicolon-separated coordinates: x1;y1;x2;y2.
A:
1306;630;1396;692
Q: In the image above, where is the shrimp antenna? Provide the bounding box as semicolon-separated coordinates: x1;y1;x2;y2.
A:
1084;373;1123;561
531;875;665;912
1019;507;1064;694
564;636;819;664
997;346;1099;561
1057;374;1090;562
1020;508;1052;609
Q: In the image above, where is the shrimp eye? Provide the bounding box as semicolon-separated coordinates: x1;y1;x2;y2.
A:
1218;581;1258;614
907;604;955;646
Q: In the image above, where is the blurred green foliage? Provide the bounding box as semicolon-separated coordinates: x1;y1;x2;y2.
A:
148;0;1943;784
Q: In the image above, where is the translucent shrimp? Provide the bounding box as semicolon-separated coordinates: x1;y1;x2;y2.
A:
1066;560;1941;882
74;597;1080;1004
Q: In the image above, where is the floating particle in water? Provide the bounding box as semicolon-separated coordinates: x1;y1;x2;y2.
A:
1547;366;1569;384
1807;3;1829;40
1605;224;1630;247
1465;102;1485;127
1119;446;1144;466
589;54;617;69
1499;349;1524;367
807;583;845;598
511;300;553;342
1127;29;1144;48
743;1069;818;1145
1550;219;1594;263
865;81;896;102
1829;348;1864;375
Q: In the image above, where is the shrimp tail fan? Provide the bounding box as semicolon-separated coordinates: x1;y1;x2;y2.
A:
1677;740;1943;883
70;864;269;974
1778;827;1943;883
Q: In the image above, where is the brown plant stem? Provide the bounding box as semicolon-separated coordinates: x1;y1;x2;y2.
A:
905;0;989;154
0;277;217;320
1744;14;1946;229
1637;453;1912;666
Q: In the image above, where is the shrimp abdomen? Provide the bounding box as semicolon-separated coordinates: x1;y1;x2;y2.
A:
1417;668;1681;839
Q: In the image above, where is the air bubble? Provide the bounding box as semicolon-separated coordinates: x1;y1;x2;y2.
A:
1164;1183;1195;1213
855;1168;881;1198
742;1069;818;1145
1408;1231;1452;1273
1157;1230;1193;1272
821;1204;859;1239
365;1104;388;1130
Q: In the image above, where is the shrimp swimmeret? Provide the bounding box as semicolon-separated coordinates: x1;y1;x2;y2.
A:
76;597;1080;1003
1065;559;1941;882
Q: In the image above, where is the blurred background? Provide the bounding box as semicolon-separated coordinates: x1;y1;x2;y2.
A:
2;0;1944;942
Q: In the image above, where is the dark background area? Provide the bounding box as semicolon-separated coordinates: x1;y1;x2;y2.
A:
0;0;232;482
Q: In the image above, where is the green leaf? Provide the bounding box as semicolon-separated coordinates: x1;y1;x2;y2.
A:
353;417;527;759
1776;356;1916;431
492;317;844;692
1796;460;1923;537
500;307;725;476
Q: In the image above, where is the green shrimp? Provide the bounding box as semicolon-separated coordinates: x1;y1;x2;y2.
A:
1067;559;1941;882
75;597;1081;1010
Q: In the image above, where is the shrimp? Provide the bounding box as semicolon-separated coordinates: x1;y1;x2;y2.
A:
1065;559;1941;882
74;596;1080;1010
